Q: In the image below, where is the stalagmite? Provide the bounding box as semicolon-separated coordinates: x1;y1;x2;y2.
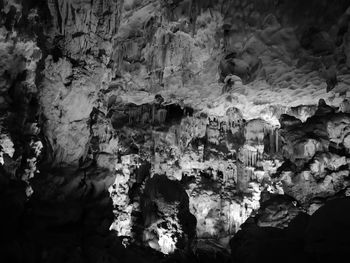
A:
213;170;217;180
253;151;257;167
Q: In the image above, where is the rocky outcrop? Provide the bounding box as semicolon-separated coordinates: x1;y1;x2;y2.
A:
256;195;302;228
277;102;350;206
142;174;196;254
40;56;111;165
47;0;120;60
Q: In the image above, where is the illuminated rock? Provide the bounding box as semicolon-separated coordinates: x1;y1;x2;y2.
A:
0;133;15;162
142;174;196;254
2;0;350;262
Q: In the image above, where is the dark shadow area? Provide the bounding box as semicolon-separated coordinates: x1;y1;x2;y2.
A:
230;197;350;263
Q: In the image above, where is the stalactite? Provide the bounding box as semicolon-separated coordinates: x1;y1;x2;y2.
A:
269;128;274;153
250;150;253;167
137;107;142;122
158;109;167;123
249;150;252;166
249;150;252;167
233;165;237;183
247;150;250;167
249;151;253;166
275;128;279;152
253;151;257;167
247;150;250;166
174;128;179;146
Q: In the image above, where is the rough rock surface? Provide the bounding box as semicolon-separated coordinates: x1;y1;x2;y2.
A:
1;0;350;262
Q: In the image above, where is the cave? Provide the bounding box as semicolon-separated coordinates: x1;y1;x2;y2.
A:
1;0;350;263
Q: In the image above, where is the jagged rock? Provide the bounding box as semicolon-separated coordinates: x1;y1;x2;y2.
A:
279;114;302;129
280;105;350;169
281;169;350;204
96;153;117;171
109;154;141;238
0;133;15;162
301;27;335;54
315;99;336;115
188;178;261;242
282;137;323;168
47;0;120;60
218;50;261;84
276;110;350;207
326;113;350;148
256;195;302;228
309;152;348;180
286;105;318;122
142;174;196;254
40;56;112;165
340;98;350;113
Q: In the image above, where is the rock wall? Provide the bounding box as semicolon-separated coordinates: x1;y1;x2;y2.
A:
1;0;350;262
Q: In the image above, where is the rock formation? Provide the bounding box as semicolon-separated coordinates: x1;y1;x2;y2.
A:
1;0;350;262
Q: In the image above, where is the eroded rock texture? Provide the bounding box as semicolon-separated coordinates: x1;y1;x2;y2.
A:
1;0;350;263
